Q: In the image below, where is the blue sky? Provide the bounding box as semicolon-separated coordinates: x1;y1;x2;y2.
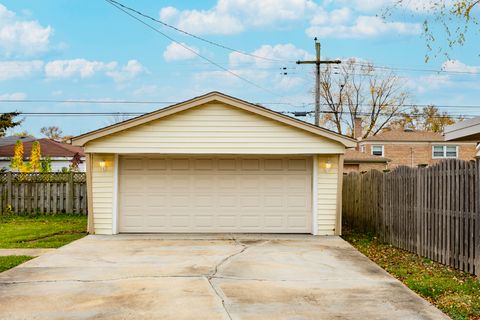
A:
0;0;479;137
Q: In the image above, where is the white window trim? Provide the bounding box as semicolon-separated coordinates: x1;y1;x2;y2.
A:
371;145;384;157
432;145;459;159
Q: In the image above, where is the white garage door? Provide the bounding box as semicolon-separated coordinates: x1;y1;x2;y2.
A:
118;156;312;233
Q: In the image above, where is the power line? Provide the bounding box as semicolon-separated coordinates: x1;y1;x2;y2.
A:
2;99;480;109
0;99;312;106
103;0;287;100
15;112;472;119
105;0;287;63
348;61;479;76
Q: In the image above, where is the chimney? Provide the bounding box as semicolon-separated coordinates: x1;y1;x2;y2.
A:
353;117;363;151
354;117;363;139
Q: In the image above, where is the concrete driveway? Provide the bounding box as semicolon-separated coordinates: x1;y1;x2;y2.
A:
0;235;448;320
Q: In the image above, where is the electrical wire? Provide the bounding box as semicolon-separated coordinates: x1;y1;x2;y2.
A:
348;61;479;76
105;0;288;63
2;99;480;109
104;0;288;100
14;112;472;119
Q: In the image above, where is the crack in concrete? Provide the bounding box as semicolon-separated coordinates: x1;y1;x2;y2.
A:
206;276;233;320
1;235;273;320
204;235;271;320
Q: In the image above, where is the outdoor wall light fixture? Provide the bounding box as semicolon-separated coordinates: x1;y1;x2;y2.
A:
325;160;332;172
99;160;107;171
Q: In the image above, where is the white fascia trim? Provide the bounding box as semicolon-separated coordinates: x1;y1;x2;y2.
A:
312;155;318;236
112;154;119;234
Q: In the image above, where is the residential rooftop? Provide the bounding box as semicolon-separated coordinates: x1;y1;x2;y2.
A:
0;138;84;158
344;149;390;163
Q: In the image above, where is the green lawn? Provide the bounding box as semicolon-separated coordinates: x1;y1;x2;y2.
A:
0;256;34;272
0;214;87;248
343;229;480;320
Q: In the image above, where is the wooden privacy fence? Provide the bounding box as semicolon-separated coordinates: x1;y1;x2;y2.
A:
343;159;480;275
0;172;87;215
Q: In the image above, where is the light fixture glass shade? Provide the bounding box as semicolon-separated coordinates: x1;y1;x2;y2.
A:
325;160;332;170
99;160;106;171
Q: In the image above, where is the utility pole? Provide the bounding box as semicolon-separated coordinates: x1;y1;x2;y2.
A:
296;38;341;126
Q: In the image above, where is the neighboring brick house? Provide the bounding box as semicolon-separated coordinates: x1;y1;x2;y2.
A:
344;149;390;173
358;129;477;169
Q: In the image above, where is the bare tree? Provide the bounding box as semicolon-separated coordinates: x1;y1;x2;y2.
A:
388;105;459;132
107;114;134;125
318;59;408;138
40;126;63;140
384;0;479;60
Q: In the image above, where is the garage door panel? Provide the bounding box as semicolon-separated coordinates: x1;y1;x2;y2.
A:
288;158;307;171
146;158;167;170
264;215;283;227
193;158;214;170
218;195;237;207
121;158;144;171
264;159;283;170
194;215;214;227
119;176;144;191
218;159;237;170
171;159;189;170
286;195;310;208
119;156;312;233
145;195;167;207
193;195;215;207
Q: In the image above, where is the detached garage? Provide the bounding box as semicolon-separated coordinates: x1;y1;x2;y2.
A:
72;92;356;235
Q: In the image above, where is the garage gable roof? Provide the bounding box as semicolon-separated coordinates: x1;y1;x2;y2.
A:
72;91;356;148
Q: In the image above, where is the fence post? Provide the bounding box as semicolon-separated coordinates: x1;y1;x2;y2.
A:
475;158;480;276
416;167;421;255
6;171;12;213
66;172;74;213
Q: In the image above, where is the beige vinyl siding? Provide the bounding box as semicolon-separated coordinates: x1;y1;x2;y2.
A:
316;154;340;235
85;102;345;154
91;154;114;235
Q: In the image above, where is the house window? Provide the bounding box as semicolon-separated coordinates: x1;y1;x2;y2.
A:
432;145;458;158
371;145;384;157
360;145;366;153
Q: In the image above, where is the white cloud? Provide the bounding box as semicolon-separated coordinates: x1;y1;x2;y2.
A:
0;92;26;100
44;59;117;79
44;58;147;81
193;43;309;91
306;15;421;38
0;60;43;80
159;6;179;21
159;0;317;35
163;42;199;61
106;59;147;82
442;60;479;73
276;76;305;90
229;43;312;68
0;4;53;56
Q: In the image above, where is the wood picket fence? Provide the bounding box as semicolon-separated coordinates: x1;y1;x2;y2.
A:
0;172;87;215
343;159;480;275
